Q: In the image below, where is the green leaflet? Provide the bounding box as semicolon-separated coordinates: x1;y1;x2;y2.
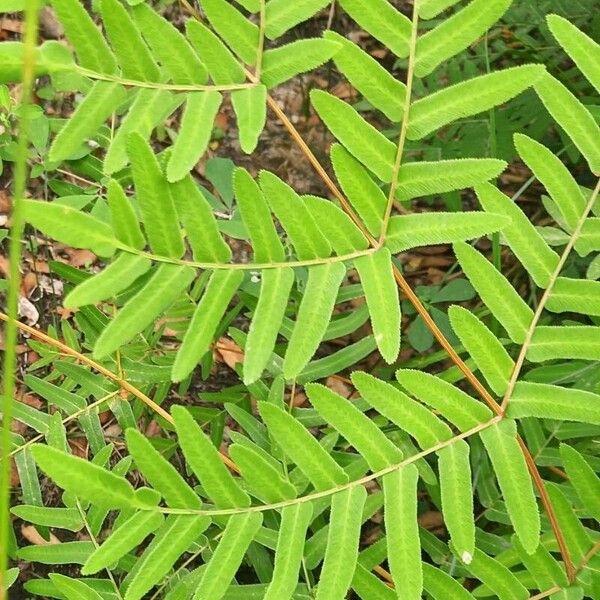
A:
232;85;267;154
395;159;507;202
258;402;349;491
64;253;151;308
352;564;396;600
104;89;184;175
244;268;295;385
234;168;285;263
49;574;103;600
303;195;369;254
100;0;160;81
51;0;117;73
22;199;118;257
307;384;403;471
324;31;405;122
479;420;540;554
352;371;452;448
422;564;476;600
94;264;195;359
407;65;545;140
265;0;331;39
201;0;259;65
107;179;145;250
462;550;529;600
49;81;126;163
385;212;508;253
547;14;600;94
311;90;396;182
476;182;559;288
263;504;313;600
419;0;461;19
395;369;493;431
415;0;511;77
126;428;201;509
383;466;422;600
330;144;387;237
577;218;600;256
31;444;137;509
438;441;475;562
528;326;600;362
194;513;264;600
514;134;586;231
82;511;164;575
235;0;260;10
260;171;331;259
282;262;346;379
546;277;600;316
10;505;82;531
229;443;297;503
127;133;184;258
186;20;245;85
512;535;568;592
167;91;223;182
448;305;514;396
18;541;95;565
535;72;600;175
173;270;243;382
560;444;600;522
454;242;533;343
172;406;251;508
338;0;411;58
508;382;600;426
316;486;367;600
261;39;340;89
124;515;211;600
355;248;400;363
132;3;208;84
171;174;232;263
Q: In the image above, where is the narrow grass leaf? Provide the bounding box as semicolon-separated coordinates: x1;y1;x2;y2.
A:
173;270;243;382
454;242;533;343
22;200;117;257
480;420;540;553
385;212;508;253
107;179;145;250
258;402;349;491
560;444;600;521
172;405;251;508
265;0;331;39
244;268;295;385
282;262;346;379
338;0;411;57
49;81;126;163
94;264;195;358
260;170;331;259
125;515;211;600
307;383;403;471
312;90;396;182
201;0;259;65
355;249;399;363
476;182;558;287
263;504;313;600
232;85;267;154
168;91;223;182
82;511;164;575
331;144;387;237
64;253;151;308
325;31;405;122
415;0;511;77
528;326;600;362
194;513;263;600
31;444;137;509
448;305;514;396
234;167;285;263
133;3;208;84
408;66;545;140
383;466;422;600
508;382;600;426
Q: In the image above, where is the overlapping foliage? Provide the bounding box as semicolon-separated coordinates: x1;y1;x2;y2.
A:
2;0;600;599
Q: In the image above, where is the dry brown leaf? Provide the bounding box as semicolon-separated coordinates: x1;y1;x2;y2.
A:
215;337;244;371
21;525;60;546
